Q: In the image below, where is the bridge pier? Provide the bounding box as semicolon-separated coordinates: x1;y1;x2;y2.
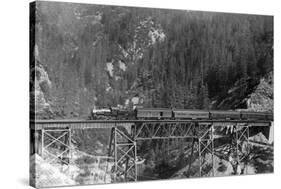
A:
212;123;251;175
111;125;137;182
41;127;72;168
198;123;214;177
235;124;250;174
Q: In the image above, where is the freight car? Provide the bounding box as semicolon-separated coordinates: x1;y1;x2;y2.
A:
172;109;209;119
240;111;272;120
209;110;241;120
90;107;273;121
135;108;273;121
136;108;172;119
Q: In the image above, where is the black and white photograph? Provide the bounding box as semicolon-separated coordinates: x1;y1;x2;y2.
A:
29;1;273;188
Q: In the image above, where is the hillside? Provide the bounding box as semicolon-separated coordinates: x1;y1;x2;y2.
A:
30;2;273;119
213;71;273;111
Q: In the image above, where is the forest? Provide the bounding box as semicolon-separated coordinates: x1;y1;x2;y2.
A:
31;2;273;119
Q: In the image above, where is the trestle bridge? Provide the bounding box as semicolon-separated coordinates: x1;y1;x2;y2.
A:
30;119;272;182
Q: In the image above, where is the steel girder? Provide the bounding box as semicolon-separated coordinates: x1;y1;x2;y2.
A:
134;121;215;177
134;122;197;140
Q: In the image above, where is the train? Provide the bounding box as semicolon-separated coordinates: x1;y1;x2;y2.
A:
90;107;273;121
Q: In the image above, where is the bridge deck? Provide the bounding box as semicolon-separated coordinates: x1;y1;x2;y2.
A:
31;119;272;130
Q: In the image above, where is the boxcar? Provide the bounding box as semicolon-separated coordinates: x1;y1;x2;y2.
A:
240;111;269;120
210;110;240;120
266;112;273;121
173;109;209;119
136;108;172;119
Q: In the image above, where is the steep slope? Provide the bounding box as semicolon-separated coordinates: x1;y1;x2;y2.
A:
246;72;273;112
30;154;75;188
32;2;273;119
213;71;273;111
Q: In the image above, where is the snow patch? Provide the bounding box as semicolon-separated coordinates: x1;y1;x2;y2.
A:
246;72;273;112
30;154;75;188
131;97;139;105
118;44;129;58
106;62;114;77
125;99;130;106
148;29;166;44
118;60;127;71
124;17;165;66
91;12;102;25
34;44;40;61
34;64;52;113
249;132;269;144
106;85;112;92
36;64;51;87
115;76;121;81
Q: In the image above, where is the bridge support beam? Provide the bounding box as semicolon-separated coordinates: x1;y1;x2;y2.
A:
41;127;72;169
134;122;197;140
198;123;214;177
235;124;250;174
112;126;137;182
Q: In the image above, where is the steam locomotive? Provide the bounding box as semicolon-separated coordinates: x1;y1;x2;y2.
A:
90;107;273;121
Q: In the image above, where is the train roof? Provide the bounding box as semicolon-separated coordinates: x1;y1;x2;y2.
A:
137;108;172;111
172;109;209;112
209;110;239;113
238;111;272;114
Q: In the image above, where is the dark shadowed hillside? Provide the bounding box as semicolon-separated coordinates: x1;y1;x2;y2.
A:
31;2;273;119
